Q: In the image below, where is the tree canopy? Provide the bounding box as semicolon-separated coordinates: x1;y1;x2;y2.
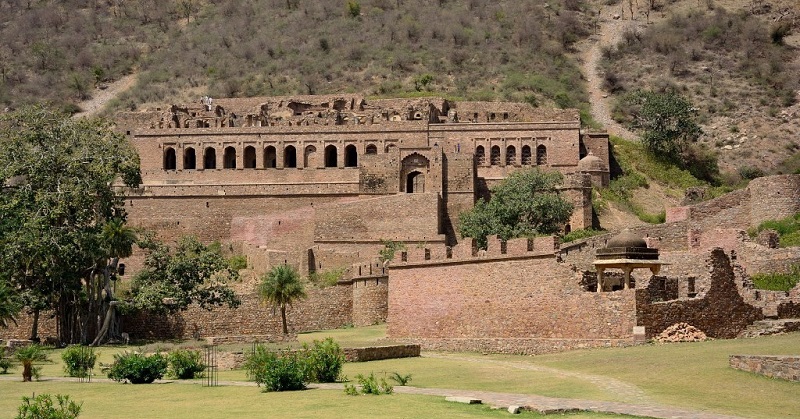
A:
258;265;307;335
130;236;241;314
0;106;141;343
458;169;573;249
625;90;702;161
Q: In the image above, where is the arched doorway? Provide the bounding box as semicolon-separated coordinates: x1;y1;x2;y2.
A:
264;146;277;168
204;147;217;169
406;171;425;193
223;146;236;169
284;145;297;168
324;145;338;168
164;147;176;170
400;153;430;193
244;146;256;168
304;145;317;168
184;147;196;170
344;144;358;167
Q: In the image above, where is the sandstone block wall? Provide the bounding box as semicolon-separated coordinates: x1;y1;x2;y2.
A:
123;284;353;340
749;175;800;228
343;344;420;362
729;355;800;382
387;256;637;353
351;276;389;327
314;193;443;242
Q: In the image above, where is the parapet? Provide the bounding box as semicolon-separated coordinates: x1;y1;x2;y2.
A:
389;236;560;266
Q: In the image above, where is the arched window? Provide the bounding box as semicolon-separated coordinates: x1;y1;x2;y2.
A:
244;146;256;168
304;145;317;168
223;146;237;169
264;146;277;168
204;147;217;169
164;147;176;170
184;147;196;170
506;146;516;166
344;144;357;167
475;146;486;166
521;145;532;165
385;144;398;153
284;145;297;168
366;144;378;155
490;145;501;166
536;145;547;165
324;145;338;168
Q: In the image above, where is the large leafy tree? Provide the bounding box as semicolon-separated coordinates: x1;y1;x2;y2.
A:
0;106;141;344
258;265;307;335
459;169;573;249
130;235;241;314
626;90;702;161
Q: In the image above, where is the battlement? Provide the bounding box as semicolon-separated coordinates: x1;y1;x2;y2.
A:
390;236;560;267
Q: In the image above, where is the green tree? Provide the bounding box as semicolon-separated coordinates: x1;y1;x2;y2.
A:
0;106;141;344
130;236;241;314
459;169;573;249
625;90;702;161
258;265;307;335
0;279;22;328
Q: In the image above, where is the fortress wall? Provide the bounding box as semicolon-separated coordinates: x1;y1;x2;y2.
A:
387;256;637;352
352;276;389;327
314;193;443;242
123;284;353;340
635;248;763;339
126;195;354;253
749;175;800;227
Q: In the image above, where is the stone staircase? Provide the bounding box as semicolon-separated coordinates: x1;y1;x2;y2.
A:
738;318;800;338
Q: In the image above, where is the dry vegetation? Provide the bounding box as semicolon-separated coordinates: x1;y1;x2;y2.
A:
598;0;800;177
0;0;597;122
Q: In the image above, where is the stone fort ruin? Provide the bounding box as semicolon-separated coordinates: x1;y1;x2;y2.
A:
4;95;800;354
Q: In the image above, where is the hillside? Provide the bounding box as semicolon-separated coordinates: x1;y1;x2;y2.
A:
2;0;799;193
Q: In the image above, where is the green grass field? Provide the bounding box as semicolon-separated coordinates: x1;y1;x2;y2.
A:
1;327;798;419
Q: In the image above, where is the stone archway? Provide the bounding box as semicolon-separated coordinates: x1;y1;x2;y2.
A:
406;171;425;193
401;153;430;193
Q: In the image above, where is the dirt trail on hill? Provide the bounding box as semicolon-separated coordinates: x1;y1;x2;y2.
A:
578;17;640;140
73;73;138;119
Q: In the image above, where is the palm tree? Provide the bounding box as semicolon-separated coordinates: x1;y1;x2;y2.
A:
14;344;48;382
258;265;306;335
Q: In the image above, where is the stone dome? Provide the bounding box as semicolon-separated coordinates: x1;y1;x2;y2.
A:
606;229;647;249
578;152;607;172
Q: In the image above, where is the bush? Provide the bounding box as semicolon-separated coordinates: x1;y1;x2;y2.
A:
0;347;12;374
61;346;97;378
244;346;306;392
562;228;605;243
16;394;81;419
304;338;344;383
750;265;800;292
107;352;167;384
389;372;412;386
168;349;205;379
345;372;393;395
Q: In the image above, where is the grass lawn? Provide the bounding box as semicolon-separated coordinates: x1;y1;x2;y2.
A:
0;380;634;419
1;327;797;418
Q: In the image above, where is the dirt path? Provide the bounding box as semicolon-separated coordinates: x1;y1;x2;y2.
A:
578;16;640;140
73;73;138;119
424;353;653;404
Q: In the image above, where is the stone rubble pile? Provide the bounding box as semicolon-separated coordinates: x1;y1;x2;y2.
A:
654;322;708;343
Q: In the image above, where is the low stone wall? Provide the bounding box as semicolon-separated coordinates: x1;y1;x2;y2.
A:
403;338;634;355
343;344;420;362
205;334;295;345
729;355;800;382
216;344;421;369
